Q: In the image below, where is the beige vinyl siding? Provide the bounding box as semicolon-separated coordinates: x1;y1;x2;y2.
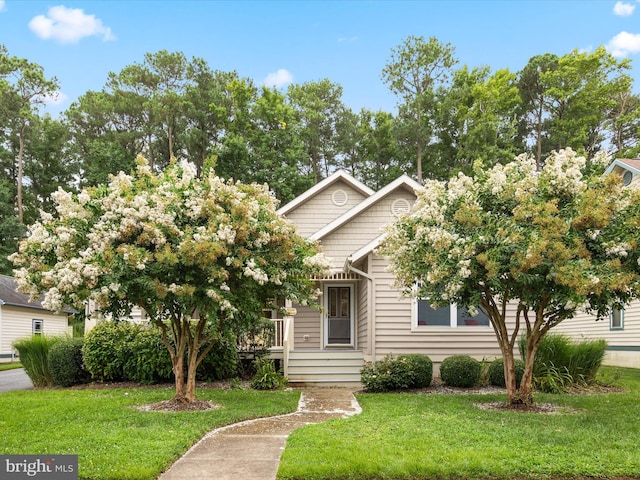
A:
611;164;640;187
553;302;640;347
320;189;416;267
285;181;368;238
1;305;71;360
369;254;509;370
356;268;369;353
292;304;322;350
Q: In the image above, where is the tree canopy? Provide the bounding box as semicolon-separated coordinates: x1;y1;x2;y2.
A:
379;149;640;405
11;157;331;402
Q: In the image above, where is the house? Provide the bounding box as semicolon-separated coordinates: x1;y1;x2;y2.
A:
553;158;640;369
275;170;510;386
0;274;73;362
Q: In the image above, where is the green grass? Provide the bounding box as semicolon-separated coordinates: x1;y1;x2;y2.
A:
0;386;300;480
278;367;640;480
0;362;22;371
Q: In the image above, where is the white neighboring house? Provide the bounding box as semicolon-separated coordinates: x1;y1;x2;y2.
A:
0;274;73;363
553;158;640;369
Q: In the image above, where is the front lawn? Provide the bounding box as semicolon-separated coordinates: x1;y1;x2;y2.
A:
278;367;640;480
0;362;22;371
0;386;300;480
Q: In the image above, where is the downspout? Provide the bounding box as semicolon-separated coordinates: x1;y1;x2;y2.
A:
344;256;376;360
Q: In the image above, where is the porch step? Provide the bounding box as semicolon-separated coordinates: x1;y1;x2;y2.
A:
287;350;364;387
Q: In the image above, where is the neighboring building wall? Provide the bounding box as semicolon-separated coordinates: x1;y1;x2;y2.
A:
369;254;509;372
610;164;640;187
0;305;71;362
553;302;640;369
285;181;368;238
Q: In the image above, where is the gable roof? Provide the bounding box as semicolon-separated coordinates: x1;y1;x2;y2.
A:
0;274;74;313
309;174;422;242
605;158;640;176
0;274;44;309
277;169;375;216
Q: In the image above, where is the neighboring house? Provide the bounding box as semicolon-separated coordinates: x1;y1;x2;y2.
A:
0;274;73;363
553;158;640;369
276;170;511;386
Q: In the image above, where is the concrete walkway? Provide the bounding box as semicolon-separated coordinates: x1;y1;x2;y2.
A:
158;388;361;480
0;368;33;393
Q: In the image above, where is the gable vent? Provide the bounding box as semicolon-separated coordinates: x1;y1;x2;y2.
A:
623;170;633;186
332;189;349;207
391;198;411;216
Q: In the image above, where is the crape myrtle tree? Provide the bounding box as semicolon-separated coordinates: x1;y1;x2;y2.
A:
379;149;640;406
11;157;332;403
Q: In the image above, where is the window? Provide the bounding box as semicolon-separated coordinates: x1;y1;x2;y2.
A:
414;299;489;328
610;308;624;330
32;319;43;336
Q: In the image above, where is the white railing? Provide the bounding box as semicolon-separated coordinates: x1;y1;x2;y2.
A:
271;318;285;349
282;316;294;377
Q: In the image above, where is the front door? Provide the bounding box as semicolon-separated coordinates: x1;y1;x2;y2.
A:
325;285;354;346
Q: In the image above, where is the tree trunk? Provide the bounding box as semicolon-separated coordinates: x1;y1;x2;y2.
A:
416;141;423;184
17;122;25;223
502;347;519;405
517;331;542;406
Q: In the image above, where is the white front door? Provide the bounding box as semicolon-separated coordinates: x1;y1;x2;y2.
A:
324;284;354;347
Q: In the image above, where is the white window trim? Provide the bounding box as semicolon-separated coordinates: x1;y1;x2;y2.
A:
610;308;624;330
32;319;44;336
410;298;491;332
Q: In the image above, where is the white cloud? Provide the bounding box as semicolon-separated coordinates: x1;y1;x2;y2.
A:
0;1;6;12
29;5;116;44
613;1;635;16
338;36;358;43
38;90;69;106
606;31;640;57
262;69;294;89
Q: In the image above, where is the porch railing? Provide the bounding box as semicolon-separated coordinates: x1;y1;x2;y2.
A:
271;318;285;349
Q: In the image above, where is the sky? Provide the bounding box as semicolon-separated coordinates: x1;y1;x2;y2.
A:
1;0;640;117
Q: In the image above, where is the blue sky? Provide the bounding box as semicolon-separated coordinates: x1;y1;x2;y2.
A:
1;0;640;117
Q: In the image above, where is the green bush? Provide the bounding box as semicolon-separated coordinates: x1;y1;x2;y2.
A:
250;357;287;390
48;337;91;387
488;358;525;388
399;354;433;388
361;354;433;392
196;331;240;382
122;328;173;384
439;355;481;388
13;335;61;387
82;321;140;381
519;333;608;391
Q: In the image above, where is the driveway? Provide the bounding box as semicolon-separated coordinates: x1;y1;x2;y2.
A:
0;368;33;393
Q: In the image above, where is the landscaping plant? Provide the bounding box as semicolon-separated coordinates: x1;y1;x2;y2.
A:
47;337;91;387
11;157;331;403
380;148;640;405
12;335;60;387
439;354;481;388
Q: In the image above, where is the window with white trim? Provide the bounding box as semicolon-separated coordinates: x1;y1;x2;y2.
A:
414;299;490;328
610;308;624;330
32;319;43;336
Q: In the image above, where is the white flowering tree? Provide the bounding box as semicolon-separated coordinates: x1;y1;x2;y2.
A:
379;149;640;406
11;157;330;403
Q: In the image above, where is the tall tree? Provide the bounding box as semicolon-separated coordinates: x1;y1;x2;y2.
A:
0;45;59;222
381;36;457;183
0;179;25;275
380;149;640;406
288;79;345;183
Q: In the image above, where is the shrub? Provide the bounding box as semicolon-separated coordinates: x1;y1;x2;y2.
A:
48;337;91;387
440;355;481;388
399;354;433;388
250;357;287;390
122;328;173;384
519;333;608;390
488;358;525;388
196;331;240;382
13;335;61;387
360;354;433;392
82;321;139;382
